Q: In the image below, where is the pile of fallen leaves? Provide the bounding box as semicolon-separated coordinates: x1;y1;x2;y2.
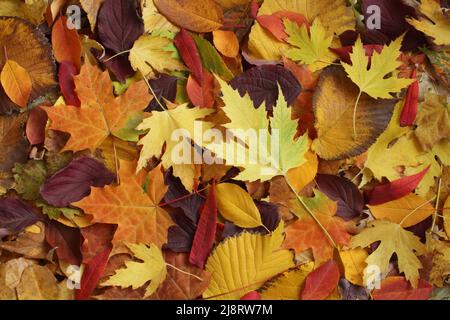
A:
0;0;449;301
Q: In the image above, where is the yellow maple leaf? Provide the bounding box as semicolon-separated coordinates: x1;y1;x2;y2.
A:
284;19;336;72
247;0;355;61
407;0;450;46
204;222;294;299
136;104;214;171
351;220;426;288
129;34;186;78
102;243;167;298
73;162;173;247
212;78;308;182
342;36;414;100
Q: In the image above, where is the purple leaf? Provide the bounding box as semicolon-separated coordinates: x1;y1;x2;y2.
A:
163;169;204;223
147;74;178;112
165;211;196;253
100;50;135;83
97;0;144;54
0;198;41;237
361;0;426;51
230;65;301;110
316;174;364;221
222;201;280;238
46;220;82;265
40;157;115;208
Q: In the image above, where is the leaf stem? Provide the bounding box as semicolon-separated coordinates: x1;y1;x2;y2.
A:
353;90;363;140
166;263;203;281
103;50;131;63
142;75;169;112
399;195;436;227
430;164;444;233
285;177;337;248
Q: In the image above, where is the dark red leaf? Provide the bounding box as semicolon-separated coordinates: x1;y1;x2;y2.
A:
366;166;431;206
76;246;112;300
58;61;80;108
189;181;217;268
361;0;426;51
45;220;82;265
400;69;419;127
26;106;48;145
0;198;41;238
97;0;144;54
174;29;203;83
81;223;117;263
301;260;340;300
230;65;301;111
372;276;432;300
40;156;115;208
316;174;364;221
240;291;261;300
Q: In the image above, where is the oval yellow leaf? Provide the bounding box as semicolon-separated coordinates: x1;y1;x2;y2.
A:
216;182;263;228
312;67;395;160
368;193;435;228
213;30;239;58
1;59;32;108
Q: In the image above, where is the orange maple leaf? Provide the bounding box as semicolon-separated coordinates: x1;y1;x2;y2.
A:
73;162;173;247
283;191;350;265
42;61;152;153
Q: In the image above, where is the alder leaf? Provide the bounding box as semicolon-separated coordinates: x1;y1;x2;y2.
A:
311;67;395;160
102;242;167;298
204;222;294;300
351;220;427;288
